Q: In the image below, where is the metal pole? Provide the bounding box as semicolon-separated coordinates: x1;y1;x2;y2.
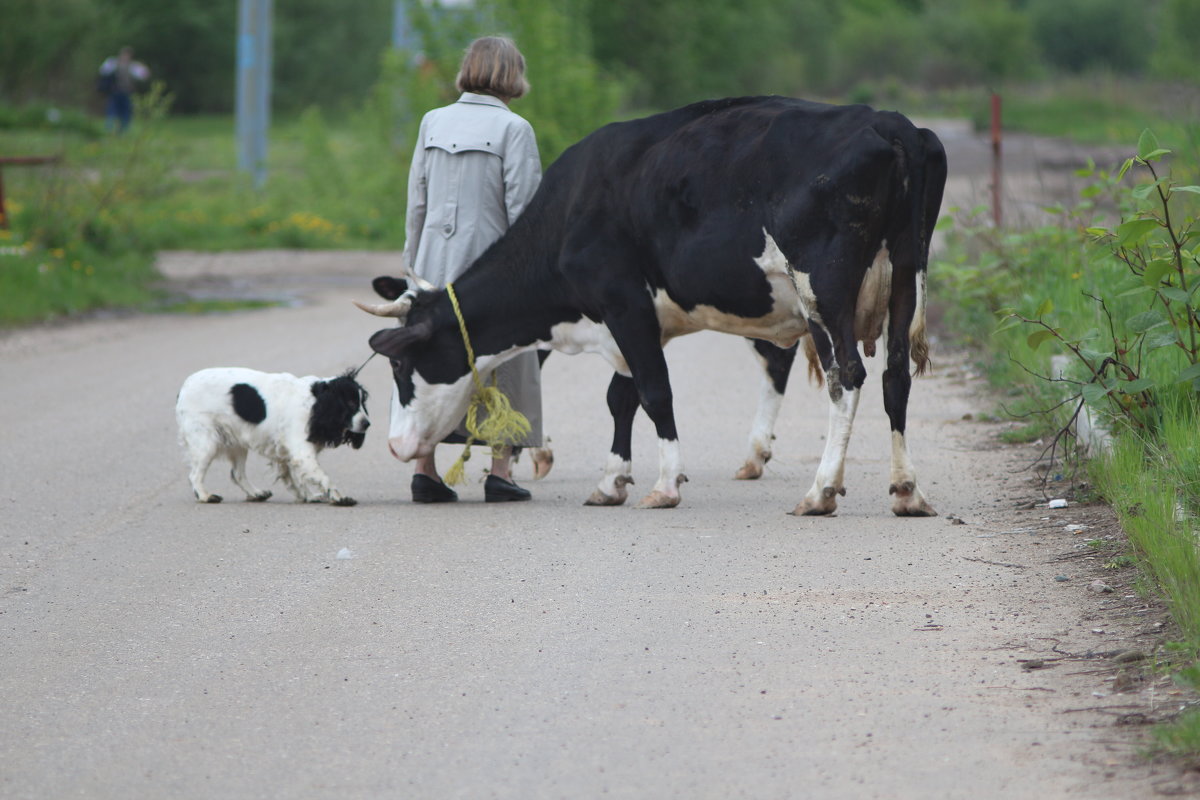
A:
991;92;1002;227
393;0;414;50
236;0;272;189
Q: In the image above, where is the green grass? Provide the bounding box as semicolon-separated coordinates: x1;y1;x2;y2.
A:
0;241;158;323
154;298;283;314
0;92;409;327
1093;424;1200;641
894;75;1200;147
932;124;1200;759
1089;413;1200;759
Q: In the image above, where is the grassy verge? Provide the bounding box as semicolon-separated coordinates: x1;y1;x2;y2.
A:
0;81;411;327
1091;404;1200;761
933;130;1200;758
858;74;1200;147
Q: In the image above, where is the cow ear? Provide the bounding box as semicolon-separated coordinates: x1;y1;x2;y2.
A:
369;320;432;359
372;276;408;300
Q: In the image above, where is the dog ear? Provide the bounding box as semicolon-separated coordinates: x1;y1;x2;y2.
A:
372;275;408;301
369;320;432;359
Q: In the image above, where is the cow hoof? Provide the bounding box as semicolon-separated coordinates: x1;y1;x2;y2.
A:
790;500;836;516
331;496;357;507
893;502;937;517
734;461;764;480
584;489;626;506
248;491;272;502
203;494;223;504
530;447;554;480
790;486;843;516
889;482;937;517
635;491;681;509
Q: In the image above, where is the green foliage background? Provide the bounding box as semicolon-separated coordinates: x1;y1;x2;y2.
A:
4;0;1200;117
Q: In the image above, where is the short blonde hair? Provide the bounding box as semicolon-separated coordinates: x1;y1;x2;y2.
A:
455;36;529;101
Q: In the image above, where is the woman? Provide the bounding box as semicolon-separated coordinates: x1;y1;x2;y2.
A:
402;36;544;504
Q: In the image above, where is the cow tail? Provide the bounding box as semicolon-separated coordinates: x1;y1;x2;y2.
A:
803;335;824;388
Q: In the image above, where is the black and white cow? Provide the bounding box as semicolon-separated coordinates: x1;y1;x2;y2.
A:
361;96;946;516
361;275;800;487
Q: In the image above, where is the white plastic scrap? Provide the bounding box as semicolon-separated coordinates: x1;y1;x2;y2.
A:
336;547;356;560
1048;498;1068;509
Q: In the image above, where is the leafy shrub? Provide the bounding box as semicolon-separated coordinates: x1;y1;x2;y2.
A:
1026;0;1153;74
999;131;1200;433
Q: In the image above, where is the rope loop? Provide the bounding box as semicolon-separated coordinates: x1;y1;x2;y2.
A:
442;283;531;486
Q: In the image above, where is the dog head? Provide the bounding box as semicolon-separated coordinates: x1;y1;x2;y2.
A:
308;371;370;449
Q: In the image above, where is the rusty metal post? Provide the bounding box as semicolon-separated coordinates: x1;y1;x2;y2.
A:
991;92;1002;227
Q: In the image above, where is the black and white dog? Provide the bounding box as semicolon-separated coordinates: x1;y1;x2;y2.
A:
176;368;370;506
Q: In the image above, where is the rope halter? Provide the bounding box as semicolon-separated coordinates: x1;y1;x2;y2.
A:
442;282;532;486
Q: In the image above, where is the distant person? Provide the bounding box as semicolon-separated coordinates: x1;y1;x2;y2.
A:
401;35;544;504
98;46;149;133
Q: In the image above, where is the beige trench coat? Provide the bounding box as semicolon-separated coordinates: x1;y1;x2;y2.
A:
403;92;544;447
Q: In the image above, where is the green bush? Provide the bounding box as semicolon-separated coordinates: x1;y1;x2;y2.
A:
1026;0;1153;74
1153;0;1200;82
923;0;1039;84
0;103;102;137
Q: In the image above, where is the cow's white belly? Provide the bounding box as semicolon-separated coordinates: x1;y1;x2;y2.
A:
652;277;809;347
653;229;810;347
545;317;630;374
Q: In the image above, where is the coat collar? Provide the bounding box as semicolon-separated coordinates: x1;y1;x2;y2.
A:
456;92;509;109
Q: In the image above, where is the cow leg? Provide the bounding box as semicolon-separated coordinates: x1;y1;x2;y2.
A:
735;339;798;480
884;275;936;517
529;438;554;480
585;373;637;506
603;305;686;509
528;349;554;479
793;323;863;516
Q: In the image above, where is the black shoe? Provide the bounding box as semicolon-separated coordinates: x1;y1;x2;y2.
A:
412;474;458;503
485;474;532;503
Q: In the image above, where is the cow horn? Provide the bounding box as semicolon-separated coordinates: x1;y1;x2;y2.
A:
405;267;436;292
353;295;412;318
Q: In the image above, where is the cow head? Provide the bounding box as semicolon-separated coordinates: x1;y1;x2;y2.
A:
358;275;478;462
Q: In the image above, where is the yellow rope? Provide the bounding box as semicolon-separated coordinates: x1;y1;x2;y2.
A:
442;282;532;486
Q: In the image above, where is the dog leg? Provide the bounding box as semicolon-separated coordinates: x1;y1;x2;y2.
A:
273;460;306;502
186;440;223;504
229;446;271;502
289;453;356;507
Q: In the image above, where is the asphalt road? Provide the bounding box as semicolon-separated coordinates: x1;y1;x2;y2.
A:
0;124;1163;798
